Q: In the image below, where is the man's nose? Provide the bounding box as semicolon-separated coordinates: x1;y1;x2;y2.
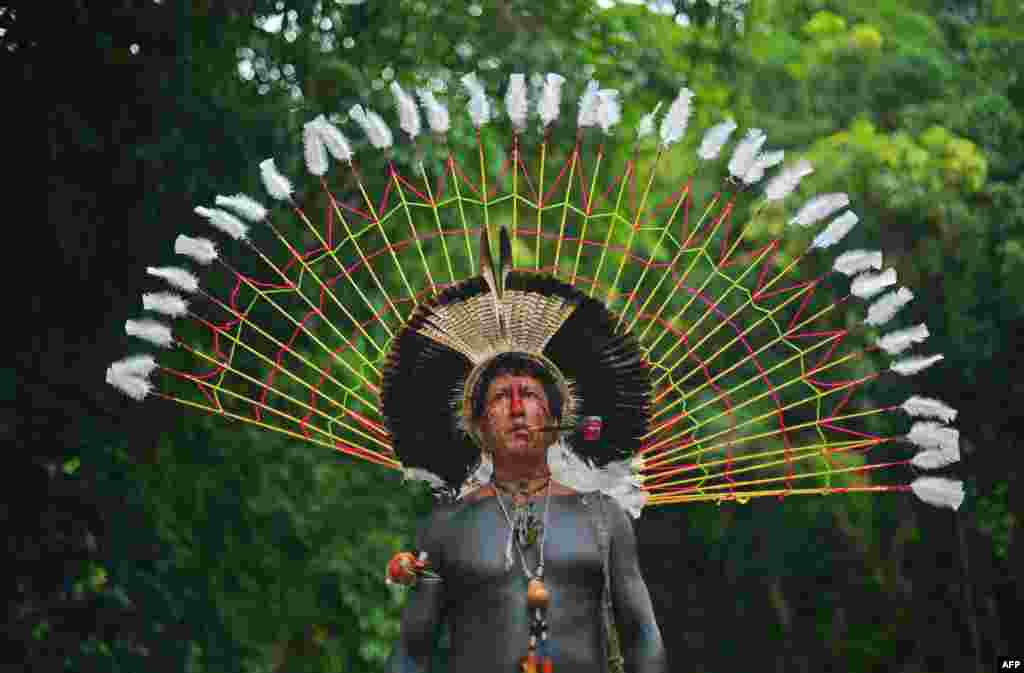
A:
509;389;524;415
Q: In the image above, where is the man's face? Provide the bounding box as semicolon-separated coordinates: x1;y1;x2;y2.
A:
476;373;555;462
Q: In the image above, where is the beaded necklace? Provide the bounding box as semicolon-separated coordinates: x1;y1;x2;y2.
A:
493;477;554;673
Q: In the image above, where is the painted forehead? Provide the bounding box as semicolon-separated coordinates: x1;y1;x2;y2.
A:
485;374;548;397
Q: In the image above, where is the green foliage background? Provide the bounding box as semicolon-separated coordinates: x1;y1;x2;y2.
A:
10;0;1021;671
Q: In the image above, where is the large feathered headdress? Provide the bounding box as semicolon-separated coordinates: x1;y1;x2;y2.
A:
106;71;965;516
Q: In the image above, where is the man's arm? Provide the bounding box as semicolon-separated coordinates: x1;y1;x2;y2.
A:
384;508;448;673
607;499;667;673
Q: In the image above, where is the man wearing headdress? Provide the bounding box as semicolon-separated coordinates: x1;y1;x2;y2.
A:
380;225;665;672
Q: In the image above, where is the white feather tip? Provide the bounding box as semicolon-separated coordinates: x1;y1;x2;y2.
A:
907;421;960;454
596;88;622;134
877;323;929;355
792;193;851;227
125;319;174;348
390;82;422;139
764;159;813;201
636;101;663;140
349;104;394;149
727;128;767;180
142;292;188;318
834;249;882;277
659;87;695;147
314;115;353;163
106;355;157;401
302;118;329;176
461;72;492;128
911;477;964;510
174;234;218;265
417;88;451;134
577;80;601;129
403;467;445;490
891;354;944;376
214;193;267;222
538;73;566;128
259;158;294;201
901;396;957;423
865;287;914;327
851;267;897;299
194;206;248;241
504;73;528;131
911;449;960;470
697;119;737;160
146;266;199;294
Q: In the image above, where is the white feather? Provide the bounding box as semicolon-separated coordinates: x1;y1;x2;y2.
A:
504;73;528;131
114;375;152;401
659;87;695;147
851;267;897;299
174;234;218;265
891;354;944;376
911;449;958;470
741;149;785;185
390;82;422;139
577;79;601;128
764;159;813;201
349;104;394;149
142;292;188;318
834;249;882;277
733;148;778;185
314;115;353;163
461;72;492;127
546;440;646;517
457;452;495;500
636;101;663;139
146;266;199;294
417;88;451;134
194;206;248;241
214;193;267;222
106;356;157;401
697;119;737;160
791;192;850;227
911;477;964;510
596;88;622;134
259;158;294;201
811;211;859;249
755;149;786;170
537;72;566;128
302;118;329;176
126;319;174;348
877;323;929;355
108;354;158;379
901;396;957;423
403;467;446;489
907;421;960;454
866;287;914;327
727;128;767;180
613;487;650;519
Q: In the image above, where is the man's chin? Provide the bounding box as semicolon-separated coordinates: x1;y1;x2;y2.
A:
494;436;533;453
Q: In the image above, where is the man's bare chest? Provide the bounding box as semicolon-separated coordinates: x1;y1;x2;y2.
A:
438;496;605;593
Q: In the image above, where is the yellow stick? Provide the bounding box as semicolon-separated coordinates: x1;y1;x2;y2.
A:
160;390;401;470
